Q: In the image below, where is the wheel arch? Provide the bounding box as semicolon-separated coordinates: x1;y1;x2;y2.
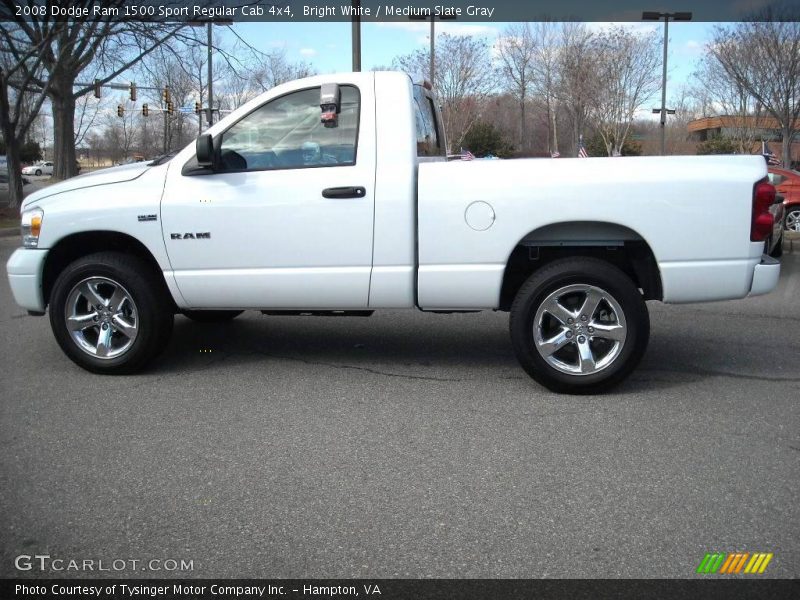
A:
42;231;176;311
499;221;663;311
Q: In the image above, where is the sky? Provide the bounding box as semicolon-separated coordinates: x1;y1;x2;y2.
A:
225;20;719;115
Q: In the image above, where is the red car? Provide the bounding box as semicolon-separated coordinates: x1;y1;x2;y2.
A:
768;167;800;232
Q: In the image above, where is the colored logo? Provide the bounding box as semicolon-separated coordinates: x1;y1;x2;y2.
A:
696;552;773;574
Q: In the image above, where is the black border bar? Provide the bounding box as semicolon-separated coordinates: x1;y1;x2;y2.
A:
2;0;799;23
3;579;800;600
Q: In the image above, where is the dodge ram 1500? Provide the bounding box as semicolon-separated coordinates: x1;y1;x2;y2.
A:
6;71;781;393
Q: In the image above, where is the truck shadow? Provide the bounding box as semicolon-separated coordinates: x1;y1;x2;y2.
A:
151;312;800;394
162;312;516;372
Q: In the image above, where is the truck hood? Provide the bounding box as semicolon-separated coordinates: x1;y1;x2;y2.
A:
21;162;152;209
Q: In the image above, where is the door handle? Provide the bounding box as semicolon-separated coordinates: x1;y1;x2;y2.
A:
322;186;366;199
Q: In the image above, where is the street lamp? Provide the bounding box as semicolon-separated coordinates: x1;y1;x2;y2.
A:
409;11;457;85
642;11;692;155
188;19;233;127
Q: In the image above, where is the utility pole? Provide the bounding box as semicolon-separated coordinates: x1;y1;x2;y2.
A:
409;11;457;85
351;0;361;71
642;11;692;155
207;22;213;125
189;19;232;126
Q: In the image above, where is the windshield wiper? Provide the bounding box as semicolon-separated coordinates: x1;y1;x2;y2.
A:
148;152;177;166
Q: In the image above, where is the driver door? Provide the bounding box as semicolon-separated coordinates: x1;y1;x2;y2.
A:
160;84;376;309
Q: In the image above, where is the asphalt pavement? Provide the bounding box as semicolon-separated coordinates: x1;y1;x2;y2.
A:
0;177;50;212
1;236;798;579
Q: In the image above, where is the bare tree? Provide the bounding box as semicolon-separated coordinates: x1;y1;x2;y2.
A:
665;86;702;155
103;96;138;163
0;19;65;208
394;33;496;152
590;26;661;156
556;23;596;156
497;23;535;151
692;54;765;154
73;93;104;150
708;13;800;167
531;22;562;155
137;52;196;154
250;49;316;94
637;86;702;155
0;0;201;181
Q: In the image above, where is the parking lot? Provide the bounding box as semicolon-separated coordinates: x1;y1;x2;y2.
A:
0;178;49;210
1;236;798;578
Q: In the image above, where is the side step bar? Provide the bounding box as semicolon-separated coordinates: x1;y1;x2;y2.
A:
261;310;374;317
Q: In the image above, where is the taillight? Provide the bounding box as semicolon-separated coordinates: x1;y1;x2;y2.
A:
751;180;775;242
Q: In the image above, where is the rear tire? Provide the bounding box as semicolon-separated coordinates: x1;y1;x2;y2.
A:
49;252;174;374
509;258;649;394
182;310;244;323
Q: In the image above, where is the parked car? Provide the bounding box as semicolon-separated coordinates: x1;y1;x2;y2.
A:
5;71;782;394
0;172;30;191
768;166;800;232
22;161;54;176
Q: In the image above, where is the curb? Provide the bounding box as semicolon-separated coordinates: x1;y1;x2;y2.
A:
0;227;19;238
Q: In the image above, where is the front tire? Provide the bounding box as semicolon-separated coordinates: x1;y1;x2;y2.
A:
509;258;650;394
49;252;174;374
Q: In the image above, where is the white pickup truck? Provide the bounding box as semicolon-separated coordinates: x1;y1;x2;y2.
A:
6;71;781;393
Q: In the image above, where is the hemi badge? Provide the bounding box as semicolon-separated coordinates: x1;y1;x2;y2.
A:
138;214;157;222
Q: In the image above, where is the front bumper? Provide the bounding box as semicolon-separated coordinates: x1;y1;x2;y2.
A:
749;255;780;297
6;248;48;312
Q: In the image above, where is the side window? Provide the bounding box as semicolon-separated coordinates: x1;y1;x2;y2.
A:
413;85;441;157
218;85;359;172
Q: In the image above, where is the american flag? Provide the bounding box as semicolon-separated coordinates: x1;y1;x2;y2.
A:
551;150;560;158
762;141;780;166
578;135;588;158
461;149;475;161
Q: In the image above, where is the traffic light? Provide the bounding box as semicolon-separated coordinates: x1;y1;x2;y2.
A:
162;87;170;104
94;79;101;99
166;101;174;115
142;103;149;117
195;102;202;115
129;82;136;102
117;105;124;117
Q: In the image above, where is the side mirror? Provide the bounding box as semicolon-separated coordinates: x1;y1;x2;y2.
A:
196;134;215;167
320;83;340;127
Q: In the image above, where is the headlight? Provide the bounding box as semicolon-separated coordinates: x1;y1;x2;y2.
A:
21;208;44;248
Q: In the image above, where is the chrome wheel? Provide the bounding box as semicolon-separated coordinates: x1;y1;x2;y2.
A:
533;284;627;376
786;209;800;232
65;276;139;359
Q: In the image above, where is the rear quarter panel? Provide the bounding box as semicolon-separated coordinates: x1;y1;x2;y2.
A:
417;155;767;308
